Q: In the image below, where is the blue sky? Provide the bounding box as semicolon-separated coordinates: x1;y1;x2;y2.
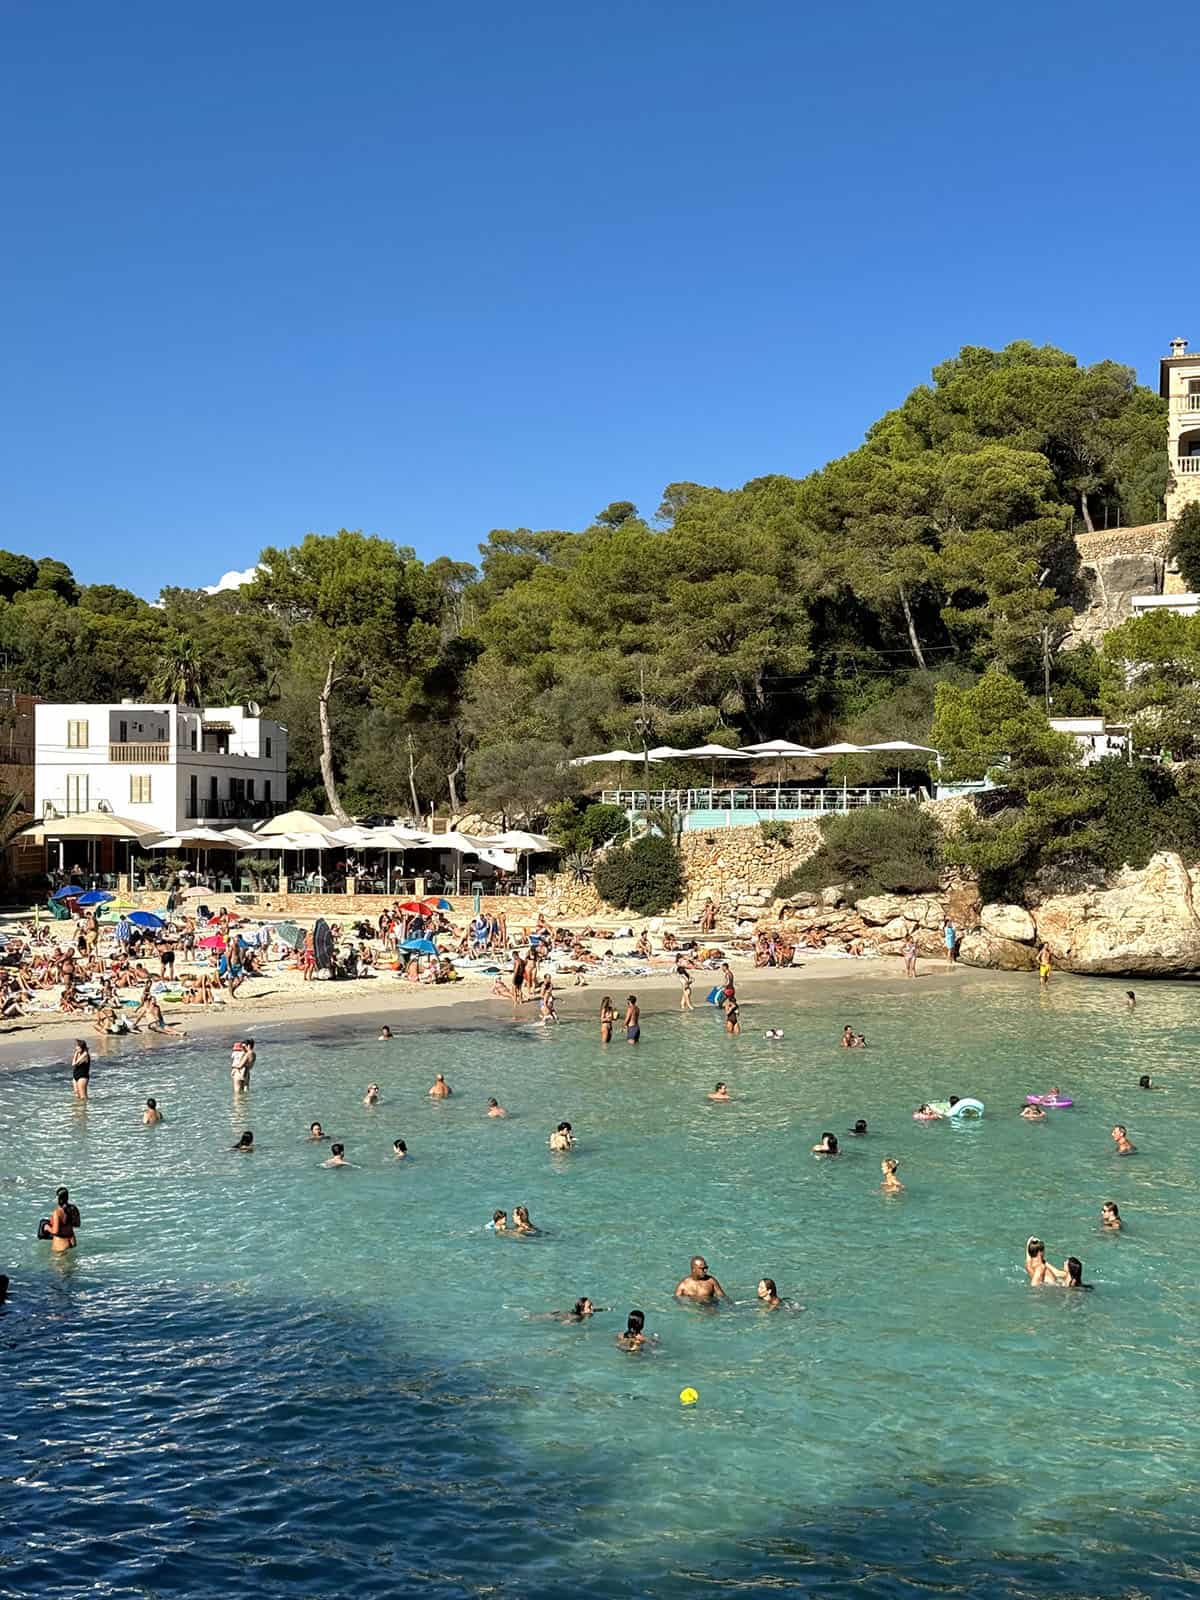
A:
1;1;1192;597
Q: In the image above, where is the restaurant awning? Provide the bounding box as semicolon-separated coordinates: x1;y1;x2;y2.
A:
22;811;164;843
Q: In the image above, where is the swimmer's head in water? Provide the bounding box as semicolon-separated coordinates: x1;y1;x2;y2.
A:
1027;1237;1045;1257
393;1139;407;1154
1102;1202;1120;1219
714;1083;726;1093
379;1026;392;1038
1065;1256;1084;1285
1112;1124;1127;1138
311;1122;323;1136
573;1298;594;1317
330;1143;344;1157
851;1119;868;1135
146;1098;157;1109
492;1209;506;1226
882;1157;898;1174
948;1096;960;1107
690;1256;709;1279
758;1278;778;1299
626;1310;645;1335
1138;1075;1152;1089
514;1205;532;1226
487;1098;499;1108
236;1132;253;1149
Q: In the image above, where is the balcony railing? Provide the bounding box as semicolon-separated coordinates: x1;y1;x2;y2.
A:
186;797;285;821
1178;456;1200;476
109;742;171;763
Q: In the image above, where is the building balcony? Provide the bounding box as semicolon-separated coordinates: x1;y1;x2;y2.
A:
1177;456;1200;476
1172;393;1200;413
109;742;171;763
186;797;285;821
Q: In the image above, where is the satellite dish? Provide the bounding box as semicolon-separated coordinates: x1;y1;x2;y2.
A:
246;701;261;716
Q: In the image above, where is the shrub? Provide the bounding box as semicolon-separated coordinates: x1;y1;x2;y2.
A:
1169;502;1200;593
773;802;942;903
593;834;684;916
578;803;629;851
758;819;793;847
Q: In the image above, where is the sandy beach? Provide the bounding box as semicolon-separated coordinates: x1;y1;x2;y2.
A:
0;920;973;1068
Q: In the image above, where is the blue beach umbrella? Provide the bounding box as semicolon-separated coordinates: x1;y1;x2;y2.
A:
400;937;438;955
77;890;115;907
51;885;84;900
431;897;453;911
128;911;166;930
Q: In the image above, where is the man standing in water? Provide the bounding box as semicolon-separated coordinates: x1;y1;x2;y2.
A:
429;1073;452;1098
675;1255;726;1302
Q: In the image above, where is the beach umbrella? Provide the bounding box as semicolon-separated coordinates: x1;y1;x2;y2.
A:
397;899;431;914
182;885;209;898
51;885;84;900
675;743;755;760
272;920;304;949
128;911;165;930
740;739;817;756
76;890;114;906
568;749;644;766
400;937;438;955
430;897;453;910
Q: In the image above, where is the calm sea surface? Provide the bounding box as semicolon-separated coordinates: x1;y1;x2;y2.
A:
1;974;1197;1598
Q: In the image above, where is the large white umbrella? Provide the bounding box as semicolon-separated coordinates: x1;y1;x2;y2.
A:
740;739;816;756
149;827;234;848
255;810;341;839
675;743;754;759
481;830;556;852
23;811;163;842
569;749;644;766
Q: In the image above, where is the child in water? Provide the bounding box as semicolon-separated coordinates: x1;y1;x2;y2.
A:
880;1157;904;1192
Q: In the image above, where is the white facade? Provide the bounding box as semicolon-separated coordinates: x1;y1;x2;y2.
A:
1048;717;1129;765
1161;336;1200;521
35;702;287;834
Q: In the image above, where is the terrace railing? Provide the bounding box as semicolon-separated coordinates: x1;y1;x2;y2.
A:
600;785;920;815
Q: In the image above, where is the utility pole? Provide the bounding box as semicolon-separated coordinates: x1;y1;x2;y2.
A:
633;666;652;823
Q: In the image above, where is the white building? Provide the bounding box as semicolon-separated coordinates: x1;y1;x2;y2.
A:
1048;717;1130;765
35;702;287;835
1162;336;1200;521
1131;592;1200;619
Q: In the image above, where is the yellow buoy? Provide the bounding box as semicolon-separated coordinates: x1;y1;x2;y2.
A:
679;1387;699;1406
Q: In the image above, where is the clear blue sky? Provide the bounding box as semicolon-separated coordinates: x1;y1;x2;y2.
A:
1;1;1191;596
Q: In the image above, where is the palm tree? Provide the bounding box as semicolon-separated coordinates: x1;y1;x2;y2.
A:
0;785;31;892
153;641;205;706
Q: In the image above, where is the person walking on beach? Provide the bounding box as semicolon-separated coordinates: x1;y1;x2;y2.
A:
624;995;640;1044
1038;944;1052;985
677;960;693;1011
70;1040;91;1101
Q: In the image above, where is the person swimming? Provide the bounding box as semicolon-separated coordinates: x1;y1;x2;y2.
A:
548;1121;574;1151
1111;1124;1136;1154
880;1156;903;1192
1025;1237;1065;1285
1125;991;1135;1010
762;1028;784;1039
322;1143;348;1167
913;1103;943;1120
363;1083;381;1106
309;1121;328;1140
1021;1104;1046;1120
233;1131;254;1152
512;1205;539;1235
1101;1202;1122;1231
1062;1256;1092;1289
707;1082;730;1101
487;1098;508;1118
1138;1074;1154;1090
616;1309;647;1351
143;1097;163;1125
849;1119;868;1136
393;1138;408;1159
489;1209;507;1231
812;1133;839;1154
674;1255;725;1301
43;1186;79;1252
379;1026;393;1039
429;1074;452;1098
757;1277;781;1310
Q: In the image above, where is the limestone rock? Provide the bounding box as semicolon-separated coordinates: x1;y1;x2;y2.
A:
855;894;910;925
821;886;844;908
979;903;1036;943
1063;552;1164;652
880;916;911;941
959;931;1039;971
1034;851;1200;975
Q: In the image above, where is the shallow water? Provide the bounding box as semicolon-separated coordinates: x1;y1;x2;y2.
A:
1;975;1198;1598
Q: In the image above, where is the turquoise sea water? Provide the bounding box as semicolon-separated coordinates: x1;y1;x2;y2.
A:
1;974;1198;1599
